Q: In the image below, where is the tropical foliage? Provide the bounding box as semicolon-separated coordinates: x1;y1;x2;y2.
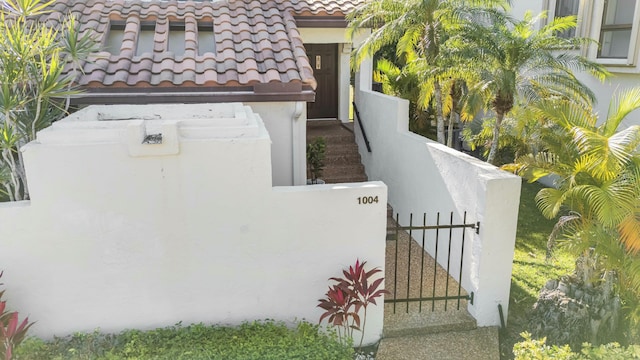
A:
317;259;387;349
0;0;97;201
513;332;640;359
347;0;508;145
349;1;607;165
453;11;608;163
504;88;640;338
16;321;354;360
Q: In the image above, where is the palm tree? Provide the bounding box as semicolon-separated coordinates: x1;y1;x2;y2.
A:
504;89;640;335
457;11;608;164
347;0;508;145
506;90;640;255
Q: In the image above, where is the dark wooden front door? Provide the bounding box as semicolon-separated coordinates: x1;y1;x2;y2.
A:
306;44;338;119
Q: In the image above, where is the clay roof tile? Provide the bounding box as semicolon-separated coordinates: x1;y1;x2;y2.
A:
44;0;359;90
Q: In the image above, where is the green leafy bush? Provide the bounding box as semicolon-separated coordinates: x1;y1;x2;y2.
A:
513;332;640;360
15;321;353;360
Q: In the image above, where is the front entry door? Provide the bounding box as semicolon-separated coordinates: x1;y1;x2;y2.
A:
306;44;338;119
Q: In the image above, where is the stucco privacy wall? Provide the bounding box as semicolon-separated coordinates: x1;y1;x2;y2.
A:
0;103;387;345
354;90;521;326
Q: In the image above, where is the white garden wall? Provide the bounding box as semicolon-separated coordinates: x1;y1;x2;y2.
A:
0;103;387;345
354;90;521;326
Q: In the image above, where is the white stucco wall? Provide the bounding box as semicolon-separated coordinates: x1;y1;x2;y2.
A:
246;101;306;186
0;103;387;345
354;90;521;327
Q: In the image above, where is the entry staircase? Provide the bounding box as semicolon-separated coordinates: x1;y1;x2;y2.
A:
307;121;500;359
306;120;368;183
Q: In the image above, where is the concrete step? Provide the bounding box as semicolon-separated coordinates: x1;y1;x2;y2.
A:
376;327;500;360
324;174;368;183
322;163;365;178
383;308;477;338
307;120;367;184
307;133;355;144
323;152;363;165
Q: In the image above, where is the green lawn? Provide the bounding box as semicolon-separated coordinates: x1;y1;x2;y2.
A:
500;180;575;359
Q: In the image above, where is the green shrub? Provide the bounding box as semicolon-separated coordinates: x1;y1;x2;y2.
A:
513;332;640;360
16;320;354;360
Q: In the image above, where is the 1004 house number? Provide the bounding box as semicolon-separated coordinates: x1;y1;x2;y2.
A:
357;196;379;205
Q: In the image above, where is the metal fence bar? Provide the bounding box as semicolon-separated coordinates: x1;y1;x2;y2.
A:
393;213;399;314
431;212;440;312
406;213;413;313
457;211;468;310
393;224;477;231
444;212;453;311
386;295;472;303
419;213;426;312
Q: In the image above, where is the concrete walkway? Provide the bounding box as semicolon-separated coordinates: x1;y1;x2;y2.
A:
376;327;500;360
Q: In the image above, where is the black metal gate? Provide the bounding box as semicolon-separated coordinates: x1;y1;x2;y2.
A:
385;211;479;313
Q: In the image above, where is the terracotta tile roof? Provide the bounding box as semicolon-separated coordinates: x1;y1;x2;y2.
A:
281;0;365;16
38;0;365;95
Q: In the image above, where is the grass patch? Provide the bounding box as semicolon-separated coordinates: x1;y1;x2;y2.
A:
500;180;575;359
16;320;354;360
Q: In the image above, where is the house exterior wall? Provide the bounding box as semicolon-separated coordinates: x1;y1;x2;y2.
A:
354;90;521;327
0;103;387;345
245;101;307;186
511;1;640;125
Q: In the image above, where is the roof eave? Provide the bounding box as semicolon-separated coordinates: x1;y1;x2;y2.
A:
70;85;316;105
294;16;348;28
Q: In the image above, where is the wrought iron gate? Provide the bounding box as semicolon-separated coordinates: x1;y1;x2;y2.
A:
385;211;479;313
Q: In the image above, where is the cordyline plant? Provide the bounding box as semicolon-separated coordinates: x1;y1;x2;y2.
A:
0;0;98;201
0;272;33;360
317;259;388;349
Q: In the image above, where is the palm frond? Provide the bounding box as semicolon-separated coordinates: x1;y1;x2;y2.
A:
605;88;640;135
536;187;567;219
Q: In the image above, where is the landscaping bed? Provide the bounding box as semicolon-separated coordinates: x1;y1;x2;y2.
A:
16;321;354;360
500;181;574;359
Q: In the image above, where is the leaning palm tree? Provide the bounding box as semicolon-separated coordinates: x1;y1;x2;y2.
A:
457;11;608;164
347;0;508;145
504;89;640;337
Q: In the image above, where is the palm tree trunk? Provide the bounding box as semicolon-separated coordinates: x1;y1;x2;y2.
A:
447;88;458;148
434;82;445;144
486;111;504;164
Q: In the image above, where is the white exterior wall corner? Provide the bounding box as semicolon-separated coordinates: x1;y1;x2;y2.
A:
354;89;521;326
0;103;386;345
245;101;306;186
469;174;521;326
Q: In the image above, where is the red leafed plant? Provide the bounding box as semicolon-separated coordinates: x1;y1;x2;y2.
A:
317;259;388;349
0;271;33;360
